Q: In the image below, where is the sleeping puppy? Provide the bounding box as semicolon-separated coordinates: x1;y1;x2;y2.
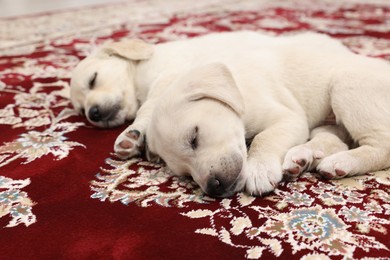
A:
70;39;153;128
70;31;280;157
143;33;390;198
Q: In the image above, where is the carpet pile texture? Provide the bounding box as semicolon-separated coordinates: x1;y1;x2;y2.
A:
1;0;390;258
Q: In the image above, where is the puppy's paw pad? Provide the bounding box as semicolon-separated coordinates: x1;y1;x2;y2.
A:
319;171;336;179
126;129;141;140
285;166;301;176
316;152;358;179
282;146;322;180
118;140;134;149
335;169;347;177
319;168;348;179
114;129;144;159
295;159;307;167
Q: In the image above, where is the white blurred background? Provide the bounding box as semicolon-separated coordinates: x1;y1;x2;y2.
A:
0;0;124;17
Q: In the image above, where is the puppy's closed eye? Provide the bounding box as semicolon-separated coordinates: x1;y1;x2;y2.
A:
89;72;97;89
189;126;199;150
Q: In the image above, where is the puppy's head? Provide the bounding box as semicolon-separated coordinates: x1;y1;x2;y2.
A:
147;63;247;198
70;39;153;128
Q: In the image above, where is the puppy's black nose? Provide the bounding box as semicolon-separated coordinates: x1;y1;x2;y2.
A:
88;105;102;122
206;176;227;198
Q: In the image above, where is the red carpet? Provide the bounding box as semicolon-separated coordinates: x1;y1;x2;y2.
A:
1;0;390;258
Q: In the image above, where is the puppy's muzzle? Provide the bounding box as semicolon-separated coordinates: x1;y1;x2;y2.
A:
206;175;237;198
205;154;243;198
88;105;103;122
88;105;120;124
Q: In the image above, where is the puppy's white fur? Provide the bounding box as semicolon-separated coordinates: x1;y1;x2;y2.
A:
70;33;267;128
144;32;390;197
71;31;390;197
70;39;153;127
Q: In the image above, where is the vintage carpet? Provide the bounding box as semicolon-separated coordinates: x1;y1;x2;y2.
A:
1;0;390;259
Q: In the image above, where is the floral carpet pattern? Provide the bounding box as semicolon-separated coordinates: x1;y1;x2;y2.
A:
0;176;36;228
1;0;390;259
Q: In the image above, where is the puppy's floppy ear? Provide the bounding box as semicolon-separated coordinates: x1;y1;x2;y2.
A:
185;63;245;116
101;39;153;61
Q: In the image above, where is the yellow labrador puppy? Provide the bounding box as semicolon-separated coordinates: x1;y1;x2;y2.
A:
144;34;390;198
70;39;153;128
70;31;275;156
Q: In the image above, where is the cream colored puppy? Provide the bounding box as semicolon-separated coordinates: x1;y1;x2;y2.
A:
70;39;153;128
145;33;390;197
70;31;275;156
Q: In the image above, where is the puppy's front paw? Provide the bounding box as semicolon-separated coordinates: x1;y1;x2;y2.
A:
282;145;324;181
114;129;144;159
244;158;282;196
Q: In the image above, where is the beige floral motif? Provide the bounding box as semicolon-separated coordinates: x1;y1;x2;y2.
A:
14;92;56;108
246;247;264;259
371;171;390;186
90;158;214;207
301;253;331;260
0;176;36;228
0;116;22;125
181;198;284;259
182;171;390;259
331;171;390;190
231;216;252;235
256;205;388;257
0;77;85;167
0;127;85;167
0;107;15;117
18;108;40;118
311;182;364;206
275;190;314;208
237;193;256;207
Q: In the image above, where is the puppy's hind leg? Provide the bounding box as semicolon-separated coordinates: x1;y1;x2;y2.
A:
317;67;390;179
317;141;390;179
283;125;349;177
282;125;350;181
